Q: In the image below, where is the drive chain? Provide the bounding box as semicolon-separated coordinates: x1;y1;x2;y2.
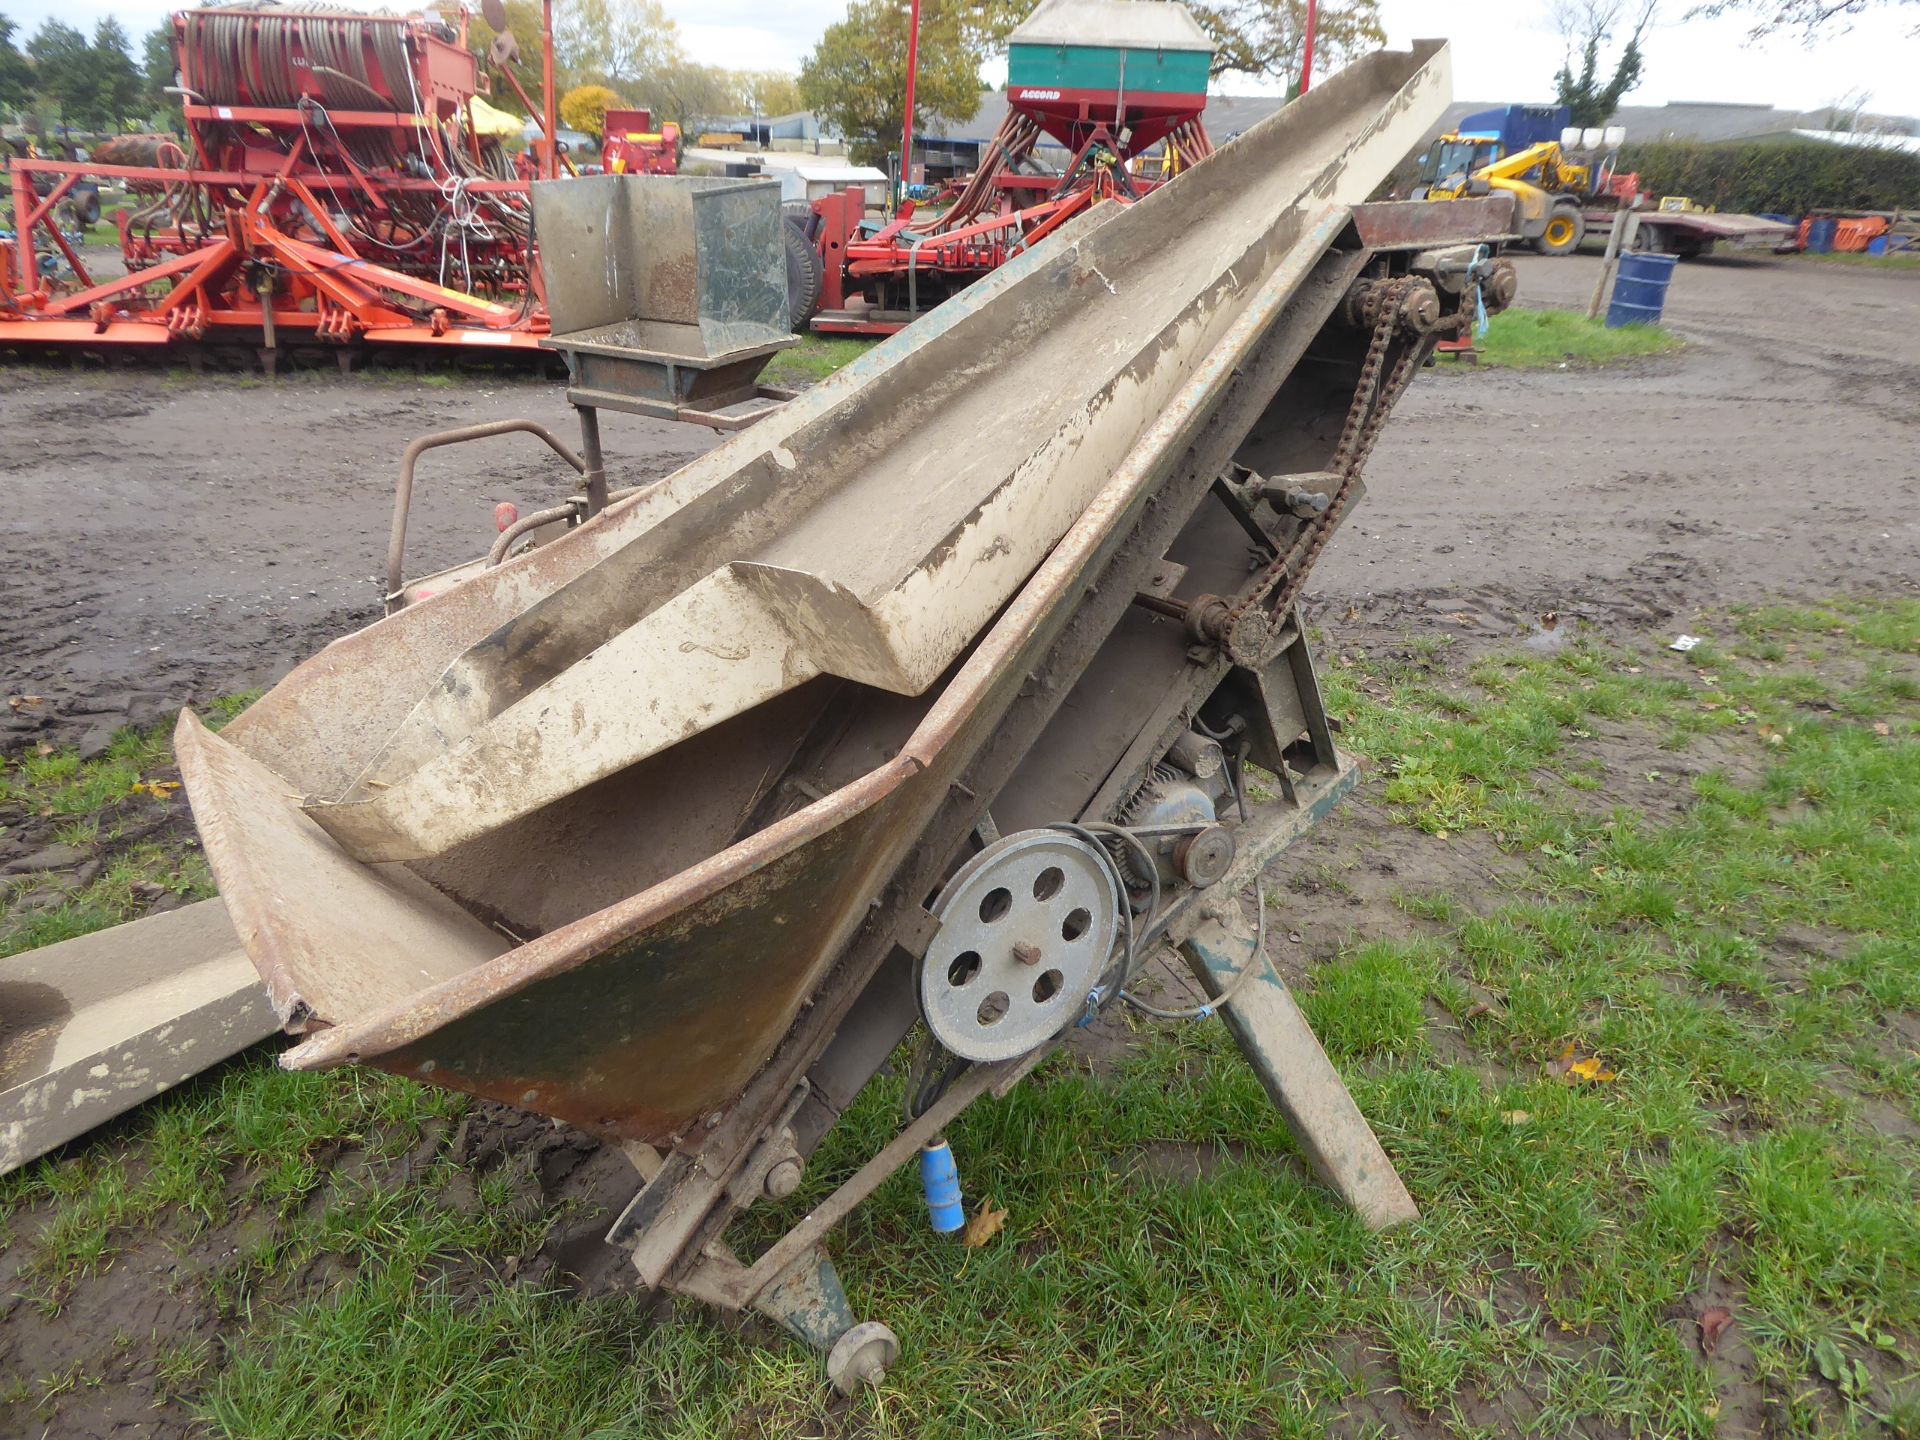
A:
1216;276;1447;666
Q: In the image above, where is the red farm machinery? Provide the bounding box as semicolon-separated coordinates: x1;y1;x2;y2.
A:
804;0;1216;335
600;109;680;176
0;5;553;364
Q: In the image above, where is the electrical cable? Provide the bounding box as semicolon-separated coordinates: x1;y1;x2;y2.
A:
1118;885;1268;1022
902;1026;971;1124
1045;820;1156;1022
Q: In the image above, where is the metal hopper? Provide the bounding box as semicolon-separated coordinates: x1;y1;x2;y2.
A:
174;41;1517;1387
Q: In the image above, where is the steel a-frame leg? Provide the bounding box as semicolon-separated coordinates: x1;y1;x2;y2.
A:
1177;899;1418;1230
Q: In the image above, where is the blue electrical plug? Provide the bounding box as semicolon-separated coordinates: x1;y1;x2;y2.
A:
919;1138;965;1234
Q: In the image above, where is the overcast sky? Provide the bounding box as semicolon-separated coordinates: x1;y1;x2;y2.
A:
5;0;1915;117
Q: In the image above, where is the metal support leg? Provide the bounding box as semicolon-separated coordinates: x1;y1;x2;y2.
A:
576;402;609;516
1178;906;1419;1231
668;1239;901;1393
752;1246;857;1351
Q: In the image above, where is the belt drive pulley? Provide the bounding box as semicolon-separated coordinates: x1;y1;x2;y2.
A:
919;830;1121;1062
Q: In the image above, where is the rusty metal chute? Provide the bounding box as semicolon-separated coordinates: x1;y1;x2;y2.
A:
230;44;1456;868
0;901;274;1174
152;40;1511;1386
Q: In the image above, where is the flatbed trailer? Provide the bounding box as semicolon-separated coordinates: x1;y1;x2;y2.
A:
1582;205;1795;259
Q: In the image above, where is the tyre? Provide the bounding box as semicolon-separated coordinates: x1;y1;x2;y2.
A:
783;216;824;331
1632;226;1676;256
1532;204;1586;256
53;197;85;243
77;188;101;226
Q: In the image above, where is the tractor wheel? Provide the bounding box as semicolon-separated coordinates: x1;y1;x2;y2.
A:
78;189;101;226
1533;205;1586;256
53;198;85;244
783;216;824;331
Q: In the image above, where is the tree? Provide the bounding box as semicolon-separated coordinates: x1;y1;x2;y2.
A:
92;18;142;130
1551;0;1654;127
556;0;683;91
799;0;984;166
953;0;1032;53
1188;0;1384;88
1687;0;1916;35
639;58;737;130
730;69;802;118
560;82;627;137
469;0;547;113
0;14;35;113
141;20;178;116
27;19;92;132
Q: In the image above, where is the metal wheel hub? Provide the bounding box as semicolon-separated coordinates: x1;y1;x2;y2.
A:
920;831;1120;1062
826;1320;900;1393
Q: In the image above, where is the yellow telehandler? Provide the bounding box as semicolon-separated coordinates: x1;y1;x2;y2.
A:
1423;137;1609;255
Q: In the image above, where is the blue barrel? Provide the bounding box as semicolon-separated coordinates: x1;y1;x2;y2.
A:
1806;217;1839;254
1606;252;1679;329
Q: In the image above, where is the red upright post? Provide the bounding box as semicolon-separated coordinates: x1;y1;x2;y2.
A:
900;0;922;201
1298;0;1318;96
541;0;558;180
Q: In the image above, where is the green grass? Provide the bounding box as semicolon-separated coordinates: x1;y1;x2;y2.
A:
761;333;874;387
4;611;1918;1437
1474;305;1685;369
0;693;257;957
1790;249;1920;269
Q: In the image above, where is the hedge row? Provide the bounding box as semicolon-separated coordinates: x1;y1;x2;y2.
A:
1616;139;1920;215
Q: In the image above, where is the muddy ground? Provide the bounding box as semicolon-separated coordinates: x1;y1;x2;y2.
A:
3;253;1914;766
1332;252;1917;641
0;369;715;765
0;251;1915;1436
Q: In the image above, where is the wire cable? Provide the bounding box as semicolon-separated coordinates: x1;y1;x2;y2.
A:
1120;884;1269;1021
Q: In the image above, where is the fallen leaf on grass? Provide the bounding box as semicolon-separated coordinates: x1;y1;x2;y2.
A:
1502;1110;1531;1126
132;780;182;798
1547;1043;1617;1085
1873;722;1892;737
1698;1306;1734;1356
35;741;53;756
962;1203;1008;1248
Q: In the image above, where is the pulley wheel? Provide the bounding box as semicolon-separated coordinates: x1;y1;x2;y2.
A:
920;830;1120;1062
